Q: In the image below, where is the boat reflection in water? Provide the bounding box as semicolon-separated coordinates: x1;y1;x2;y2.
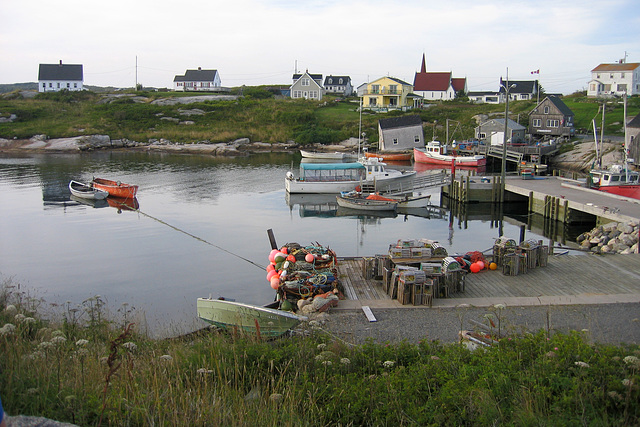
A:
70;194;109;209
106;197;140;213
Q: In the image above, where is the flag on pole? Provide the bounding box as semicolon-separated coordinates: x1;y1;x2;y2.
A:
531;69;540;74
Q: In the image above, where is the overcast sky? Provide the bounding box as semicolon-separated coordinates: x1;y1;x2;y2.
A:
1;0;638;94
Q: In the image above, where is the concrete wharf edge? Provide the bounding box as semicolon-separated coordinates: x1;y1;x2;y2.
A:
334;254;640;311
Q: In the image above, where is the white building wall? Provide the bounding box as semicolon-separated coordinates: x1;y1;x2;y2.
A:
39;80;83;92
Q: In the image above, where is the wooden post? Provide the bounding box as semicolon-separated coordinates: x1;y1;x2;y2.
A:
267;229;278;250
519;225;526;244
528;191;534;213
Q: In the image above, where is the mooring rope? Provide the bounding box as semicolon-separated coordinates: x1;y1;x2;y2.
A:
111;199;266;271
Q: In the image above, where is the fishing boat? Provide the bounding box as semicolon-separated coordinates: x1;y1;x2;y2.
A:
196;297;305;338
336;193;398;212
91;177;138;199
414;140;486;167
68;180;109;200
364;151;412;161
300;150;356;160
285;157;416;194
590;164;640;199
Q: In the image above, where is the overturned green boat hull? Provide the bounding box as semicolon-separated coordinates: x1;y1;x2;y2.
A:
197;298;303;338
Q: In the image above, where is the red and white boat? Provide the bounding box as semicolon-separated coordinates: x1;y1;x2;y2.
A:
414;140;486;167
91;177;138;199
590;164;640;200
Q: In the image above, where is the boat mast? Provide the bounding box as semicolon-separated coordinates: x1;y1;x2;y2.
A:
624;91;629;181
358;97;362;159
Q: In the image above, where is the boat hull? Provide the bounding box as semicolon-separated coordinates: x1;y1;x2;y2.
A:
597;185;640;200
414;148;486;167
364;151;412;161
300;150;355;160
336;195;398;211
69;180;109;200
388;194;431;208
92;178;138;199
197;298;303;338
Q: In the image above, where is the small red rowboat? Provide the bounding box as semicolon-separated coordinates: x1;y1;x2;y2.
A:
91;178;138;199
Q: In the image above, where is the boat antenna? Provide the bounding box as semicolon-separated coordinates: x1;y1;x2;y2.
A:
358;97;362;159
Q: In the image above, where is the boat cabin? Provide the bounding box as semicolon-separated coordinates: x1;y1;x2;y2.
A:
425;140;448;155
591;164;640;187
297;162;366;182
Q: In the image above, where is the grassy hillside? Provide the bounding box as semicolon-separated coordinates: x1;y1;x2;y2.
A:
1;89;638;146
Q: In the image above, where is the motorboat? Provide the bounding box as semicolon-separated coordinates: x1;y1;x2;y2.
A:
414;140;486;167
336;193;398;212
300;150;356;160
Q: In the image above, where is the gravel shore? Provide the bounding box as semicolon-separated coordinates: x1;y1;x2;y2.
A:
320;303;640;346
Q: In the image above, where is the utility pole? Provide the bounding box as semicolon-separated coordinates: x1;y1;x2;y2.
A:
501;68;514;202
135;56;138;90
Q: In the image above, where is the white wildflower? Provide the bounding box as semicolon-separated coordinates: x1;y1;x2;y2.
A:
574;361;589;368
38;341;54;350
308;320;321;328
51;336;67;345
269;393;283;403
4;305;17;316
314;354;324;362
23;317;36;325
383;360;395;369
321;360;333;366
0;323;16;336
26;388;38;395
75;348;89;358
623;355;640;369
30;350;46;360
622;379;633;387
197;368;214;374
581;329;589;333
51;330;65;338
340;358;351;365
431;355;440;360
75;339;89;347
160;354;173;361
122;341;137;352
14;313;26;322
317;343;327;350
493;303;506;310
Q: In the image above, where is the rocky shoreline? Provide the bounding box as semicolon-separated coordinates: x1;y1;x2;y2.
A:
577;221;639;254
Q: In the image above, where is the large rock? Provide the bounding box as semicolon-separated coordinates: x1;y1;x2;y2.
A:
577;221;639;254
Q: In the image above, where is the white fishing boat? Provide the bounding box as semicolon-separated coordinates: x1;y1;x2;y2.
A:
336;194;398;212
197;297;305;338
68;180;109;200
300;150;356;160
285;157;416;194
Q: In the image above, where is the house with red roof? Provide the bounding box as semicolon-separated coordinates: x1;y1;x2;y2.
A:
588;62;640;97
412;54;467;101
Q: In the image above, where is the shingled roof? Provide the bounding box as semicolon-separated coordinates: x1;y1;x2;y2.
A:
174;69;218;82
414;71;451;91
38;62;83;81
378;115;422;130
591;63;640;72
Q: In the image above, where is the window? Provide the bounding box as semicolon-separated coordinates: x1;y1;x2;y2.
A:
532;119;541;127
328;78;333;84
371;85;379;94
74;83;78;88
339;78;343;84
369;98;377;106
49;83;52;87
67;83;70;88
621;73;625;78
478;132;487;139
310;91;318;99
42;83;45;88
302;78;310;86
57;83;60;88
547;119;559;127
414;135;420;143
389;85;397;94
392;138;398;145
544;106;550;114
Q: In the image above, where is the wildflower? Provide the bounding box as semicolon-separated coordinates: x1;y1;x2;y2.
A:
368;374;377;380
622;379;633;387
75;348;89;358
29;350;46;360
430;356;440;360
75;339;89;347
317;343;327;350
554;347;558;351
14;313;26;322
608;391;621;400
545;351;556;358
456;303;470;308
574;361;589;368
160;354;173;361
269;393;283;404
122;342;137;352
51;336;67;345
383;360;395;369
22;317;36;325
493;303;506;310
26;388;38;395
308;320;320;328
51;330;65;338
65;395;76;403
340;358;351;365
581;329;589;333
321;360;333;366
38;341;54;350
3;305;17;316
0;323;16;336
197;368;214;374
623;355;640;369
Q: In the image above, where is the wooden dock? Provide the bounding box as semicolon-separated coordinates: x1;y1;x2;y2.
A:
336;254;640;309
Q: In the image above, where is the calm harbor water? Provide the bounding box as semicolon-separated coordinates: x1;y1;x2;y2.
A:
0;151;585;336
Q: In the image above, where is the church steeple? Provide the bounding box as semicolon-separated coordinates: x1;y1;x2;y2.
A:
420;53;427;73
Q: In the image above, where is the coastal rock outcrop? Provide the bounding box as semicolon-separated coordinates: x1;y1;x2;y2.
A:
576;221;639;254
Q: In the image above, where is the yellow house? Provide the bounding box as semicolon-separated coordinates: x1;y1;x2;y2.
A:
361;76;417;110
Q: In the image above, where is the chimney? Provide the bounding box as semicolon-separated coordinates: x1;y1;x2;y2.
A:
59;60;63;66
198;67;201;70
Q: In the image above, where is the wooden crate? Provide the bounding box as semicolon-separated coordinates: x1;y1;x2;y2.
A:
397;278;413;305
362;257;375;279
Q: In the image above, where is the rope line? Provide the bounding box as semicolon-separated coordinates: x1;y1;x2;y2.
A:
112;199;266;271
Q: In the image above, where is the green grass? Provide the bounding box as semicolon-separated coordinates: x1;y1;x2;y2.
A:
1;89;639;145
1;280;639;425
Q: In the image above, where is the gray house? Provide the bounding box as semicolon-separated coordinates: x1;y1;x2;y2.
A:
290;71;324;100
475;118;526;145
528;95;575;137
626;112;640;165
38;60;83;92
377;115;424;152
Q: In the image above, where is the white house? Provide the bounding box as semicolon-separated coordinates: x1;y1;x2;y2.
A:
38;60;83;92
323;75;353;96
588;62;640;97
290;71;324;100
173;68;222;91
